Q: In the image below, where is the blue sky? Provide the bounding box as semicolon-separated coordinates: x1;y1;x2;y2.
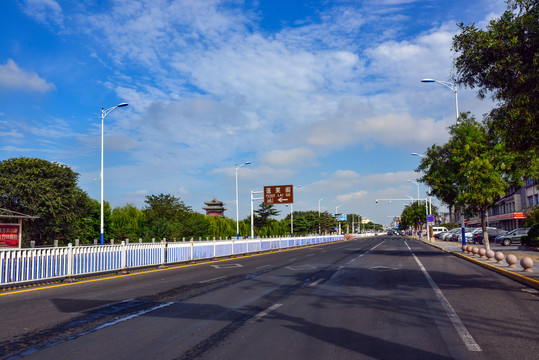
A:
0;0;506;226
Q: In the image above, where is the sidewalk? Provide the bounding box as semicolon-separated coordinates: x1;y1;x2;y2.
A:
409;236;539;290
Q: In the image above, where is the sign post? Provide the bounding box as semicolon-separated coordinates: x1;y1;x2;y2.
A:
263;185;294;205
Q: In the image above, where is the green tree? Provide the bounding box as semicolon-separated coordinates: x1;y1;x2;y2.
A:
142;193;192;240
400;202;429;234
253;203;280;236
452;0;538;156
0;157;92;246
418;114;522;250
111;203;146;241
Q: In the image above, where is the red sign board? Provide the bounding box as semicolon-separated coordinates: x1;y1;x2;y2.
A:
0;224;21;248
264;185;294;204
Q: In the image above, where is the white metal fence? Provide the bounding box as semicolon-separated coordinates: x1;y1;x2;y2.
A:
0;235;348;286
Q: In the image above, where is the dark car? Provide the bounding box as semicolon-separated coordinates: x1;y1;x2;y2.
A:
472;227;508;244
495;228;530;246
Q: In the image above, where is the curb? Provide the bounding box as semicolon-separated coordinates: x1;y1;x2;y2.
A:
409;237;539;291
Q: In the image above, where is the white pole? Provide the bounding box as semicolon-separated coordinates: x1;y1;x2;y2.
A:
100;103;128;245
235;162;250;239
100;107;104;246
236;165;240;239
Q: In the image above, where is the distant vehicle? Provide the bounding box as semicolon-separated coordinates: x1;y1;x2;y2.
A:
432;227;448;237
472;227;507;244
495;228;530;246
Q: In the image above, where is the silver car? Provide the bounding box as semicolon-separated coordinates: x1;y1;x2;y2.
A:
495;228;530;246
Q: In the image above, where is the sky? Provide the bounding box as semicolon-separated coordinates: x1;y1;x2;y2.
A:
0;0;507;226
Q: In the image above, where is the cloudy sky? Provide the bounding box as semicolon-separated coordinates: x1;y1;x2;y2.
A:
0;0;505;226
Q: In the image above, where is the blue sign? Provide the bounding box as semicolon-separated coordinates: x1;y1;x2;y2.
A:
334;213;347;221
427;214;435;223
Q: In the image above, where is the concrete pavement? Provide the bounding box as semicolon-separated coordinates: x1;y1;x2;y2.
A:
408;236;539;290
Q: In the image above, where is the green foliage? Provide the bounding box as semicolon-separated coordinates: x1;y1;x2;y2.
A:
524;206;539;227
0;157;93;246
253;203;280;236
521;224;539;247
452;0;538;156
400;201;434;231
110;203;146;241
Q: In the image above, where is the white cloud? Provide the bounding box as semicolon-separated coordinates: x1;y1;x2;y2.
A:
0;59;55;93
262;148;317;168
20;0;63;27
337;190;368;202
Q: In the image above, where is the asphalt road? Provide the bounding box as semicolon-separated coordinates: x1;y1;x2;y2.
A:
0;235;537;359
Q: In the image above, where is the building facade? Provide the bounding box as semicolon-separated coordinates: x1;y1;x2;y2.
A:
466;180;537;231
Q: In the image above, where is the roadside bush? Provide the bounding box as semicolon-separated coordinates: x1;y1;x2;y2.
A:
521;224;539;248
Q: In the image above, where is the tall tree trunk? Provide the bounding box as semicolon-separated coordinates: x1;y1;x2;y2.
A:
481;208;490;251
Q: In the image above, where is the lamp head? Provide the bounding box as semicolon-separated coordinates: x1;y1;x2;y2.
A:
117;103;129;107
421;79;435;83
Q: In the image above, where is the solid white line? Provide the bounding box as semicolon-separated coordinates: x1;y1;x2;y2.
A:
309;278;324;287
250;303;283;322
199;276;225;284
405;241;482;352
256;265;271;270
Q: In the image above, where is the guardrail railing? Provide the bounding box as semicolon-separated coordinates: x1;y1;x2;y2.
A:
0;235;354;286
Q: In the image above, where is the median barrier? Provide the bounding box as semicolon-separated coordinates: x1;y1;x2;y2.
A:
0;235;344;287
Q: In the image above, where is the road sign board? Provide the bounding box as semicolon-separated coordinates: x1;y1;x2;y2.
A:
427;214;435;223
264;185;294;204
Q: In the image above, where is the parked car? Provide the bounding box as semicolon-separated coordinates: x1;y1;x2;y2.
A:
495;228;530;246
442;228;461;241
472;227;508;244
451;228;474;242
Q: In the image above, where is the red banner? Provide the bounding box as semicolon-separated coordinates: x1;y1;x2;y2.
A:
0;224;21;248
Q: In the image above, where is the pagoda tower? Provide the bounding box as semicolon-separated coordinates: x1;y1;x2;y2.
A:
203;199;226;217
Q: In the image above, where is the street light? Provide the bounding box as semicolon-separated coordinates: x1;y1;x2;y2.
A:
290;185;302;236
421;79;458;122
406;180;420;204
318;197;326;235
235;162;251;239
411;152;425;158
422;77;465;246
336;205;342;235
100;103;128;245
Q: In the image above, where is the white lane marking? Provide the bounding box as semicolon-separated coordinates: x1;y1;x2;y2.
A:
405;241;482;352
256;265;271;270
309;278;324;287
199;276;225;284
306;253;314;257
347;241;385;264
250;303;283;322
210;263;243;269
288;258;297;262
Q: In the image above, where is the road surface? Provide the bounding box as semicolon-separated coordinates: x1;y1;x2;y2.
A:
0;235;537;359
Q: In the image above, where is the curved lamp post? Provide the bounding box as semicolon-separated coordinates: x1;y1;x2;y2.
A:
100;103;128;245
421;79;458;122
406;180;420;204
422;78;465;245
235;162;251;239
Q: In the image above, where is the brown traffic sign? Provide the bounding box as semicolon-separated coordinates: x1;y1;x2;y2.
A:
264;185;294;204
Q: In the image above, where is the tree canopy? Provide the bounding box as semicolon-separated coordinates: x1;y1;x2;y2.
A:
452;0;538;155
0;157;94;245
